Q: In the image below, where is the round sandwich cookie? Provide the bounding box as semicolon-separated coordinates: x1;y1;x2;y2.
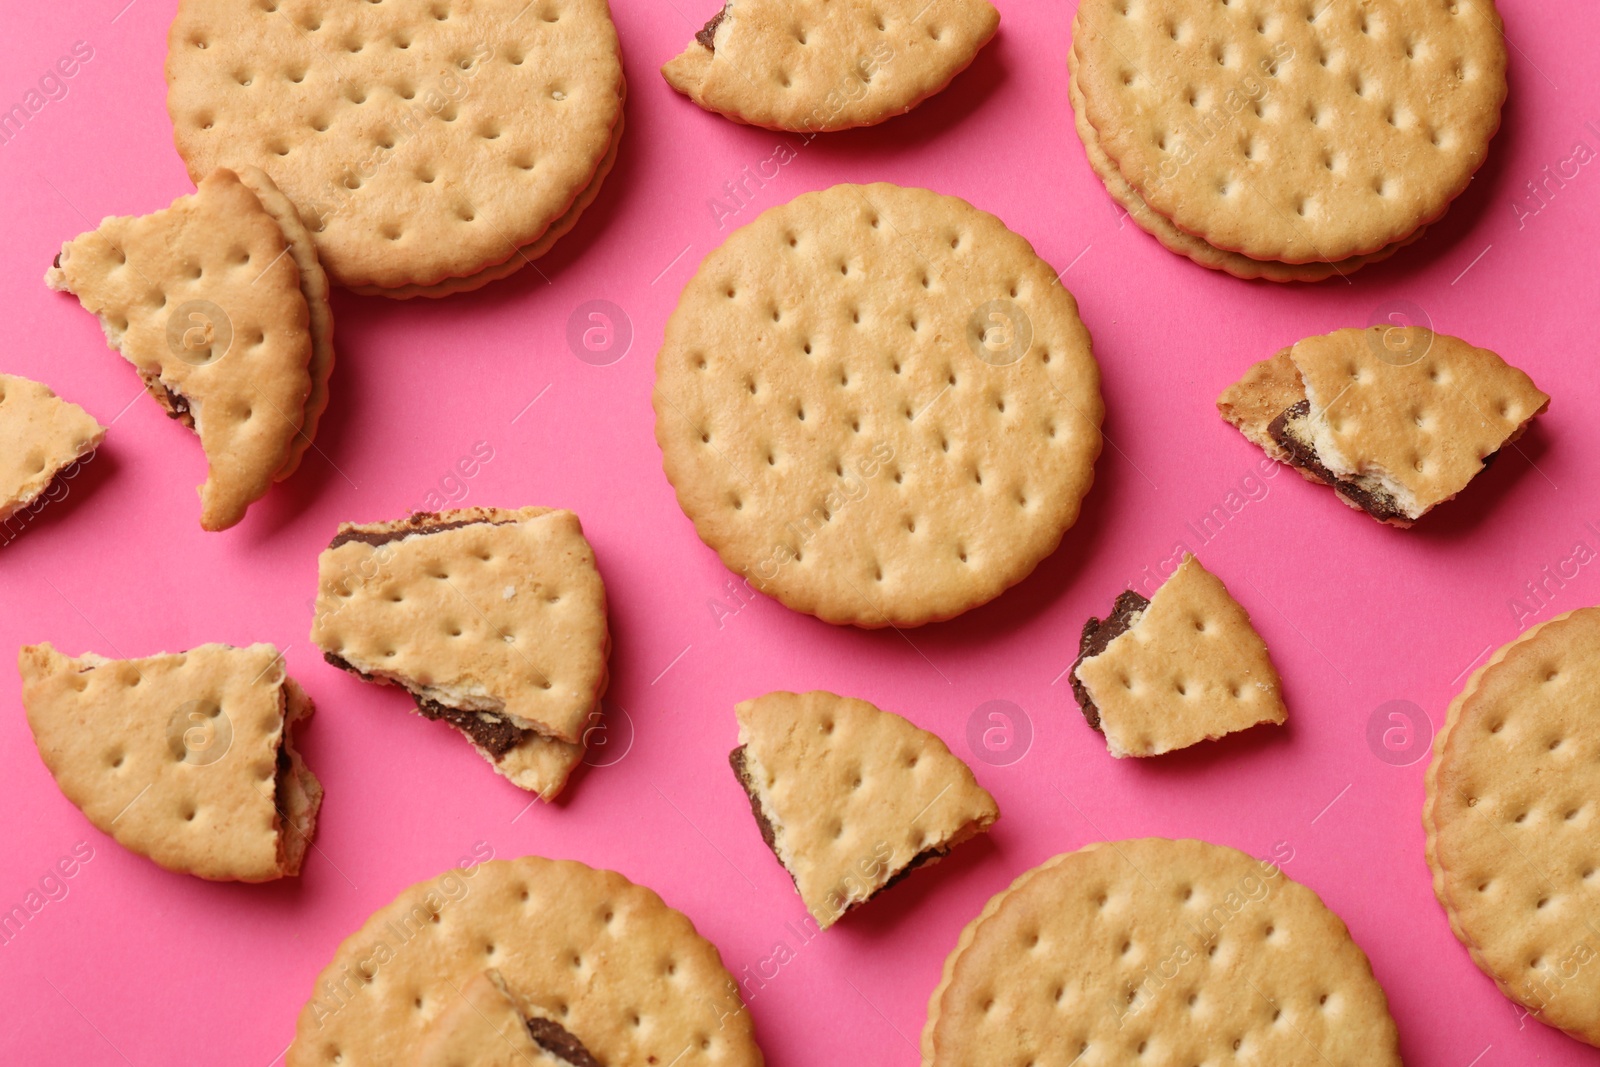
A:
166;0;625;298
923;838;1402;1067
654;183;1103;628
1425;609;1600;1047
288;856;763;1066
1070;0;1506;275
662;0;999;133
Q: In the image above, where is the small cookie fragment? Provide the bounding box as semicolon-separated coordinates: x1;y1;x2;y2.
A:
311;507;610;800
1425;608;1600;1047
1070;0;1507;272
166;0;625;295
45;167;332;531
1070;555;1286;758
655;183;1103;627
0;374;105;526
923;838;1402;1067
1219;328;1549;526
17;642;322;882
288;856;762;1067
417;970;601;1067
663;0;998;132
731;690;998;927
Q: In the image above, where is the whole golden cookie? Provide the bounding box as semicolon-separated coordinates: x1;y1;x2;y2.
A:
663;0;998;132
923;838;1401;1066
288;856;763;1067
655;183;1103;628
1425;609;1600;1047
1065;50;1423;282
1072;0;1506;264
166;0;625;295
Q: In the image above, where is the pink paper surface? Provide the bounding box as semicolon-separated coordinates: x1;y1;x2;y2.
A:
2;0;1598;1062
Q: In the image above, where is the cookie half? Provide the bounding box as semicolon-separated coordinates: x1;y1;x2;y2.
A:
166;0;625;295
1219;327;1549;526
655;182;1103;627
1070;0;1506;271
1425;608;1600;1046
0;374;105;527
311;507;610;800
17;642;322;882
664;0;998;132
288;856;762;1067
45;168;331;531
1070;554;1287;757
732;690;998;927
923;838;1402;1066
417;969;600;1067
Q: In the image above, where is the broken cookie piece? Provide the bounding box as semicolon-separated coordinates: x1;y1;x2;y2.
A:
17;641;322;882
311;507;610;801
0;373;105;529
663;0;999;133
731;690;998;928
417;969;602;1067
45;168;334;531
1218;327;1549;527
1070;555;1286;758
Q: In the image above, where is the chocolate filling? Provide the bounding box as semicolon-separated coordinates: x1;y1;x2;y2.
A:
1267;399;1503;522
695;6;728;49
1069;589;1151;732
322;652;534;759
729;747;784;863
729;746;950;917
52;253;61;269
1266;400;1411;522
526;1017;603;1067
326;515;502;551
416;696;531;759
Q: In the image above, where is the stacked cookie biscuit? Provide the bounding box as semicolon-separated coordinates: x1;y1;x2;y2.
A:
1069;0;1507;279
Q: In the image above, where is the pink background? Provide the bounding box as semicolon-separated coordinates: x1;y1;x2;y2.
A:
2;0;1598;1062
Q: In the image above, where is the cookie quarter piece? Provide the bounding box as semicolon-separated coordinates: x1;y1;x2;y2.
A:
0;374;105;525
17;642;322;882
1219;327;1548;526
311;507;609;800
45;168;326;531
731;690;998;928
416;969;600;1067
655;183;1103;627
1425;608;1600;1047
923;838;1402;1067
166;0;625;296
288;857;762;1067
1070;0;1506;274
663;0;998;132
1071;554;1286;757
